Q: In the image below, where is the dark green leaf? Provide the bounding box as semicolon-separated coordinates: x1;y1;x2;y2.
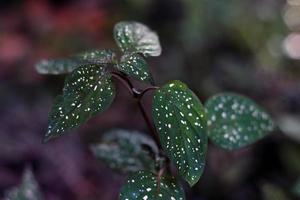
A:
36;58;83;75
293;178;300;197
205;93;274;150
118;53;153;84
152;80;207;186
114;21;162;57
75;49;116;64
119;171;185;200
262;183;289;200
4;168;43;200
91;129;159;173
45;64;116;141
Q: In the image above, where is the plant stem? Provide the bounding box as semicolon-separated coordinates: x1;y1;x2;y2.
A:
139;86;159;98
137;99;162;149
111;70;172;172
111;72;161;146
111;72;134;96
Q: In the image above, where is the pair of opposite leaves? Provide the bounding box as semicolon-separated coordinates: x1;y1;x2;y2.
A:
37;21;274;200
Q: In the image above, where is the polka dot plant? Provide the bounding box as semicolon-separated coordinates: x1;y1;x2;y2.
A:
36;21;274;199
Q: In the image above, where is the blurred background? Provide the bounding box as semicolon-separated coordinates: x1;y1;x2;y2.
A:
1;0;300;199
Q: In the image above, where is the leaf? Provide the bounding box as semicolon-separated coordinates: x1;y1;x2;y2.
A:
4;168;43;200
152;80;207;186
262;183;289;200
205;93;274;150
90;129;159;173
36;58;83;75
277;114;300;142
114;21;162;57
75;49;116;64
45;64;116;141
36;50;116;75
118;53;153;84
292;178;300;197
119;171;185;200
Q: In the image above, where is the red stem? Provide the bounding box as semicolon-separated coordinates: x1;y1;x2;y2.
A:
111;71;161;147
140;86;159;98
137;100;162;149
111;71;173;175
111;72;134;95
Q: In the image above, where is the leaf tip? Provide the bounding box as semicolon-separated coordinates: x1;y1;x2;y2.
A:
42;130;54;143
42;136;51;143
35;59;48;74
187;176;200;187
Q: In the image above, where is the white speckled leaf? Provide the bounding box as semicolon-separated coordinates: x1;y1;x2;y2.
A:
152;80;207;186
75;49;116;64
118;53;153;84
91;129;159;173
36;50;116;75
114;21;162;57
45;64;116;142
36;58;83;75
4;168;43;200
205;93;274;150
119;171;185;200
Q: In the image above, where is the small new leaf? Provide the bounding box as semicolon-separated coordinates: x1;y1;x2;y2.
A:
114;21;162;57
152;80;207;186
4;168;43;200
119;171;185;200
205;93;274;150
91;129;159;173
45;64;116;141
118;53;154;84
36;58;83;75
